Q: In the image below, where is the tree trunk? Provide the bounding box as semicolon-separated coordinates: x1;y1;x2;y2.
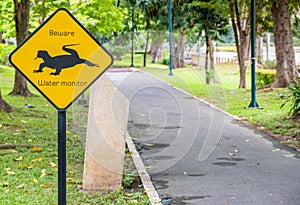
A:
0;90;12;112
266;32;271;61
143;31;149;67
0;32;4;43
10;0;31;97
151;42;161;63
256;4;264;64
173;29;186;68
271;0;299;87
205;36;210;84
151;31;164;64
230;1;250;88
208;37;216;83
257;35;263;64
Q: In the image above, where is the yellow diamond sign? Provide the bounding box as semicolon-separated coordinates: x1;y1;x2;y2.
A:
9;8;114;110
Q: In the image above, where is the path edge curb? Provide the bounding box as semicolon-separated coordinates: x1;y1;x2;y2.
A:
126;132;162;205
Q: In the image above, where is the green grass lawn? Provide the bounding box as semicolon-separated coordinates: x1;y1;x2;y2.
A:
0;65;150;205
115;53;300;150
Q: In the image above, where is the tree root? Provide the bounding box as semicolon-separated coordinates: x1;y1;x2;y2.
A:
0;144;35;149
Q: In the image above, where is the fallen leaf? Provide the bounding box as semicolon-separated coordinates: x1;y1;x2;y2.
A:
144;143;155;147
49;162;56;167
282;154;295;158
14;156;23;161
229;152;235;157
6;170;15;175
40;169;46;178
31;147;43;153
40;183;53;188
16;184;24;189
17;164;27;169
32;157;42;162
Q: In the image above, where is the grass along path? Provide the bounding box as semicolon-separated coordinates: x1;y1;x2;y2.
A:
137;62;299;151
0;65;150;205
113;52;299;150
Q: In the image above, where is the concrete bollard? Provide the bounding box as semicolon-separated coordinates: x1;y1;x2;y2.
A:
83;75;129;190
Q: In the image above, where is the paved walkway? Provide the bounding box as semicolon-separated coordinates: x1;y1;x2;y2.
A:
107;69;300;205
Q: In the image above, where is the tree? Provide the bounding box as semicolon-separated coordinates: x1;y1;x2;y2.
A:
0;89;12;112
184;0;229;84
171;1;189;69
150;31;165;63
136;0;161;67
270;0;299;87
229;0;251;88
10;0;31;97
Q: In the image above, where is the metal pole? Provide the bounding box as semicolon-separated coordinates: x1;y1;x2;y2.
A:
58;110;67;205
168;0;173;76
248;0;259;108
131;7;134;67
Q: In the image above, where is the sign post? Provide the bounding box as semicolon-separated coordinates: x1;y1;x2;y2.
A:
9;8;114;204
58;110;67;204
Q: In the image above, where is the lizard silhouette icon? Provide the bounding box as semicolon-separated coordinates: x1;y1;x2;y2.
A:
34;44;99;76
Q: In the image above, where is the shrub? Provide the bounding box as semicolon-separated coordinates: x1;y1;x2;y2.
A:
292;37;300;46
263;60;277;69
257;69;276;87
0;44;15;66
281;78;300;117
162;57;170;66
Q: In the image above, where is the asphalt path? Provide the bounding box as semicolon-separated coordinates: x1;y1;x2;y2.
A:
107;69;300;205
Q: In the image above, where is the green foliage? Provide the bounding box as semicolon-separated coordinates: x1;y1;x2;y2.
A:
162;57;170;66
30;0;70;32
292;36;300;46
0;0;15;39
206;69;214;82
72;0;124;37
122;174;136;188
0;44;15;66
185;1;229;41
263;60;277;69
257;69;276;87
105;35;131;60
281;79;300;117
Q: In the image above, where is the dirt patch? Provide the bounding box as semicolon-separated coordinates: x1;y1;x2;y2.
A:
240;119;300;152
